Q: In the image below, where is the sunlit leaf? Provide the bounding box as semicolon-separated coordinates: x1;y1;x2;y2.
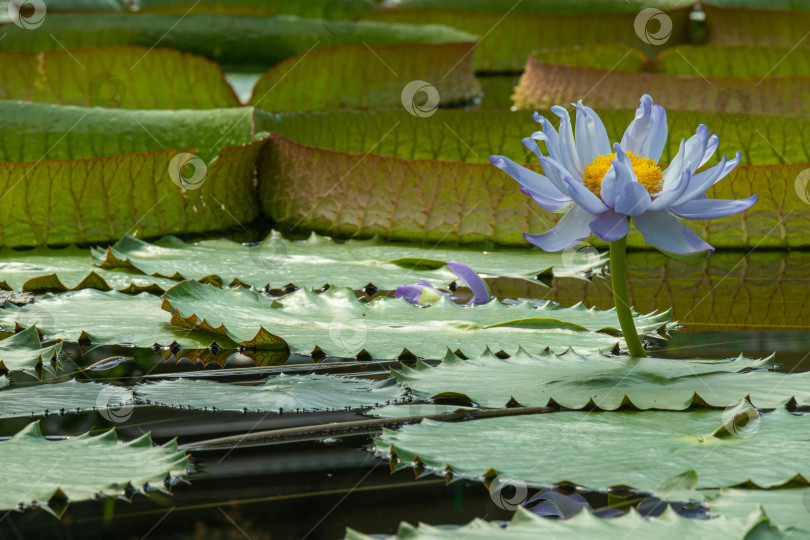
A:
398;349;810;410
0;245;179;293
0;421;187;515
706;488;810;537
91;232;604;290
0;14;475;69
0;47;239;109
162;280;670;358
376;407;810;491
249;41;480;111
0;379;130;418
135;374;404;412
0;326;61;373
0;289;238;350
346;506;775;540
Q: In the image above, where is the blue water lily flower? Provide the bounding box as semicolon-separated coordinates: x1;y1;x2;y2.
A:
395;261;492;306
489;94;757;255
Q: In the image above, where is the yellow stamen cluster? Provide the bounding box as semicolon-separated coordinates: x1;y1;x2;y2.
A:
582;151;663;198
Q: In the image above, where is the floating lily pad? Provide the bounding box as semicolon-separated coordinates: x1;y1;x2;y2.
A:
0;289;237;350
163;280;670;358
0;421;187;515
0;379;131;418
0;326;62;373
706;488;810;536
397;349;810;410
346;506;776;540
92;232;604;290
376;407;810;491
135;374;405;413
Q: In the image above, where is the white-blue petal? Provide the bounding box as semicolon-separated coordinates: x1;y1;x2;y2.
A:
614;181;652;217
489;155;569;201
669;194;758;220
633;210;715;254
563;176;609;214
575;100;611;165
649;168;691;211
620;95;668;161
589;210;629;242
524;205;595;252
551;105;583;176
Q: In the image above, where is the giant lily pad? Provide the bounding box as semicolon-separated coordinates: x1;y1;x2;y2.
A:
0;245;179;293
91;232;604;290
398;349;810;410
0;289;237;350
706;488;810;536
162;280;670;357
135;374;405;413
0;14;475;68
376;407;810;491
0;379;131;418
0;326;62;373
0;47;239;109
346;506;776;540
0;421;187;515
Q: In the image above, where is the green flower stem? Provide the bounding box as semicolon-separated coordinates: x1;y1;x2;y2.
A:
609;235;646;358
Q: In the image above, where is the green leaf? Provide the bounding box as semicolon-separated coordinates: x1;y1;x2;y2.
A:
261;130;808;248
0;14;476;69
345;506;774;540
362;4;693;71
658;45;810;77
0;289;238;350
396;349;810;410
0;326;62;373
512;50;810;115
0;102;257;163
704;4;810;48
0;142;263;248
0;47;240;109
257;108;810;166
547;251;810;330
162;280;670;358
706;489;810;537
0;379;130;418
376;407;810;491
137;0;374;17
0;421;187;515
91;232;604;290
0;244;180;293
249;41;480;111
135;374;404;412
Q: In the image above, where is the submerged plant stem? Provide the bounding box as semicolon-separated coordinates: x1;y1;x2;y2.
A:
609;235;647;358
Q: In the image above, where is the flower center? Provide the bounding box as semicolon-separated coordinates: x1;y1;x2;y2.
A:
582;152;663;198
